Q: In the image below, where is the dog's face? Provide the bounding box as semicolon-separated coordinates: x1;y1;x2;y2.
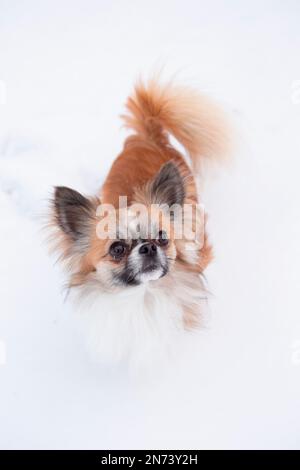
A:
52;162;185;290
95;205;177;286
109;235;170;285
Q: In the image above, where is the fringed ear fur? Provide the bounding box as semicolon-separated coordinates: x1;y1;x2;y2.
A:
53;186;97;254
148;161;185;207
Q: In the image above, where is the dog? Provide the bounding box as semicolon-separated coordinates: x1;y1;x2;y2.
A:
49;77;230;370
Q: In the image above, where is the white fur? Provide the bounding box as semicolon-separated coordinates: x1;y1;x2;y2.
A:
127;242;166;283
70;269;208;374
139;269;163;282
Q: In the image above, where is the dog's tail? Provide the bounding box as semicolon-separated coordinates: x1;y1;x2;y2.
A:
122;77;232;172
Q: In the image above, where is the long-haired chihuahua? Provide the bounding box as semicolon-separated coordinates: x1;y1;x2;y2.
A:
49;77;231;370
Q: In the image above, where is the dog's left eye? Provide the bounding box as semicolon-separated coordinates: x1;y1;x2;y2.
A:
157;230;168;246
109;241;127;259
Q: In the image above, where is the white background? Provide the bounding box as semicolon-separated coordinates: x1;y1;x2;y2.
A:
0;0;300;449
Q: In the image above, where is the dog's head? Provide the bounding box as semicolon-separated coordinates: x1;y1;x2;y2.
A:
51;162;191;290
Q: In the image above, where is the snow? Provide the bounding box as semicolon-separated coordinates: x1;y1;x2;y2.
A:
0;0;300;449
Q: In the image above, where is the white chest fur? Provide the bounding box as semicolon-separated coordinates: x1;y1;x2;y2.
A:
72;270;208;372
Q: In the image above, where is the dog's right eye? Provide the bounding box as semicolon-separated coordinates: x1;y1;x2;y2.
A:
109;241;127;259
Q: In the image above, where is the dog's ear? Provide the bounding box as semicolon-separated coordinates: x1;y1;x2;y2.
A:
53;186;95;245
149;161;185;207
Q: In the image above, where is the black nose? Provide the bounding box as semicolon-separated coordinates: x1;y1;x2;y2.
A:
139;242;157;256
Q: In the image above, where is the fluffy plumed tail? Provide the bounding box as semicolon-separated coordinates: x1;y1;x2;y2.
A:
122;78;232;172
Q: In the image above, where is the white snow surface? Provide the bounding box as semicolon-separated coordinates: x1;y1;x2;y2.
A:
0;0;300;449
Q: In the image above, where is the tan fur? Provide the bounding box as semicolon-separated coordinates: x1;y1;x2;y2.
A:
51;78;230;328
